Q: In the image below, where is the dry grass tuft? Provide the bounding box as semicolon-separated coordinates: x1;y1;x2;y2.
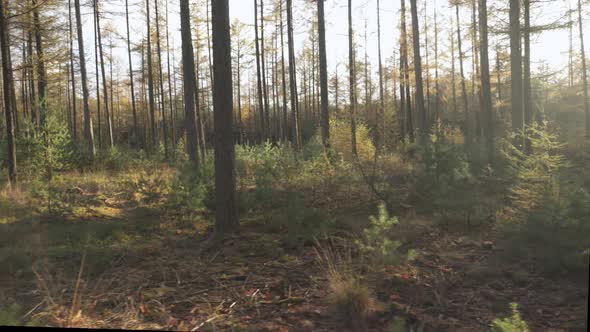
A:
314;238;378;332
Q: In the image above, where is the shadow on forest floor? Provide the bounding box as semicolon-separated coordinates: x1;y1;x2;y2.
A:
0;168;588;331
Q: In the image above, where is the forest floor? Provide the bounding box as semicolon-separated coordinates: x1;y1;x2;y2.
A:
0;167;588;331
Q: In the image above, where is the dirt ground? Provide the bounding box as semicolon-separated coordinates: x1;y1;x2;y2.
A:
0;177;588;331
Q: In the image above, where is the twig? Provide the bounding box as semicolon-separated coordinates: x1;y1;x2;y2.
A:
190;314;221;331
22;300;45;319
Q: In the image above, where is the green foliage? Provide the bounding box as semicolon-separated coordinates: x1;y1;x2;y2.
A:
501;125;566;221
492;303;529;332
0;303;21;326
16;114;86;180
271;192;335;249
406;135;493;226
500;124;590;273
356;202;415;265
166;155;215;218
328;118;375;163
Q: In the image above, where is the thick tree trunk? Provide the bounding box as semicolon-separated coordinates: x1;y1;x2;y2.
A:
456;5;470;141
401;0;414;143
510;0;523;141
578;0;589;139
399;46;406;141
74;0;96;160
180;0;199;166
260;0;271;138
409;0;426;139
68;0;77;141
254;0;265;142
0;0;17;188
318;0;330;150
93;3;102;148
27;22;37;129
32;0;46;130
450;10;457;116
479;0;494;164
211;0;239;235
154;0;169;160
523;0;533;153
146;0;157;148
286;0;300;148
280;0;288;143
95;0;113;148
165;0;175;152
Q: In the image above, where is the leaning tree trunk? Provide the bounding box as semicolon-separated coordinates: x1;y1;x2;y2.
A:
211;0;239;236
74;0;96;160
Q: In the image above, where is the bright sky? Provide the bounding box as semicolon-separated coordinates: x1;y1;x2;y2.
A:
79;0;589;87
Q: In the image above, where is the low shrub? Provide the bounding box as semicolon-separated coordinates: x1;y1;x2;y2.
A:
492;303;529;332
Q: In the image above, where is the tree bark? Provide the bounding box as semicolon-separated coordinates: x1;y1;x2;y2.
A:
510;0;523;141
348;0;358;157
523;0;532;153
125;0;139;148
456;4;470;141
211;0;239;235
286;0;300;148
95;0;113;148
409;0;426;139
479;0;494;164
93;2;102;148
68;0;77;141
578;0;589;139
31;0;46;131
74;0;96;160
154;0;169;160
180;0;199;166
254;0;265;142
279;0;288;143
146;0;157;148
0;0;17;188
260;0;271;138
401;0;414;143
318;0;330;150
377;0;385;150
165;0;176;152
